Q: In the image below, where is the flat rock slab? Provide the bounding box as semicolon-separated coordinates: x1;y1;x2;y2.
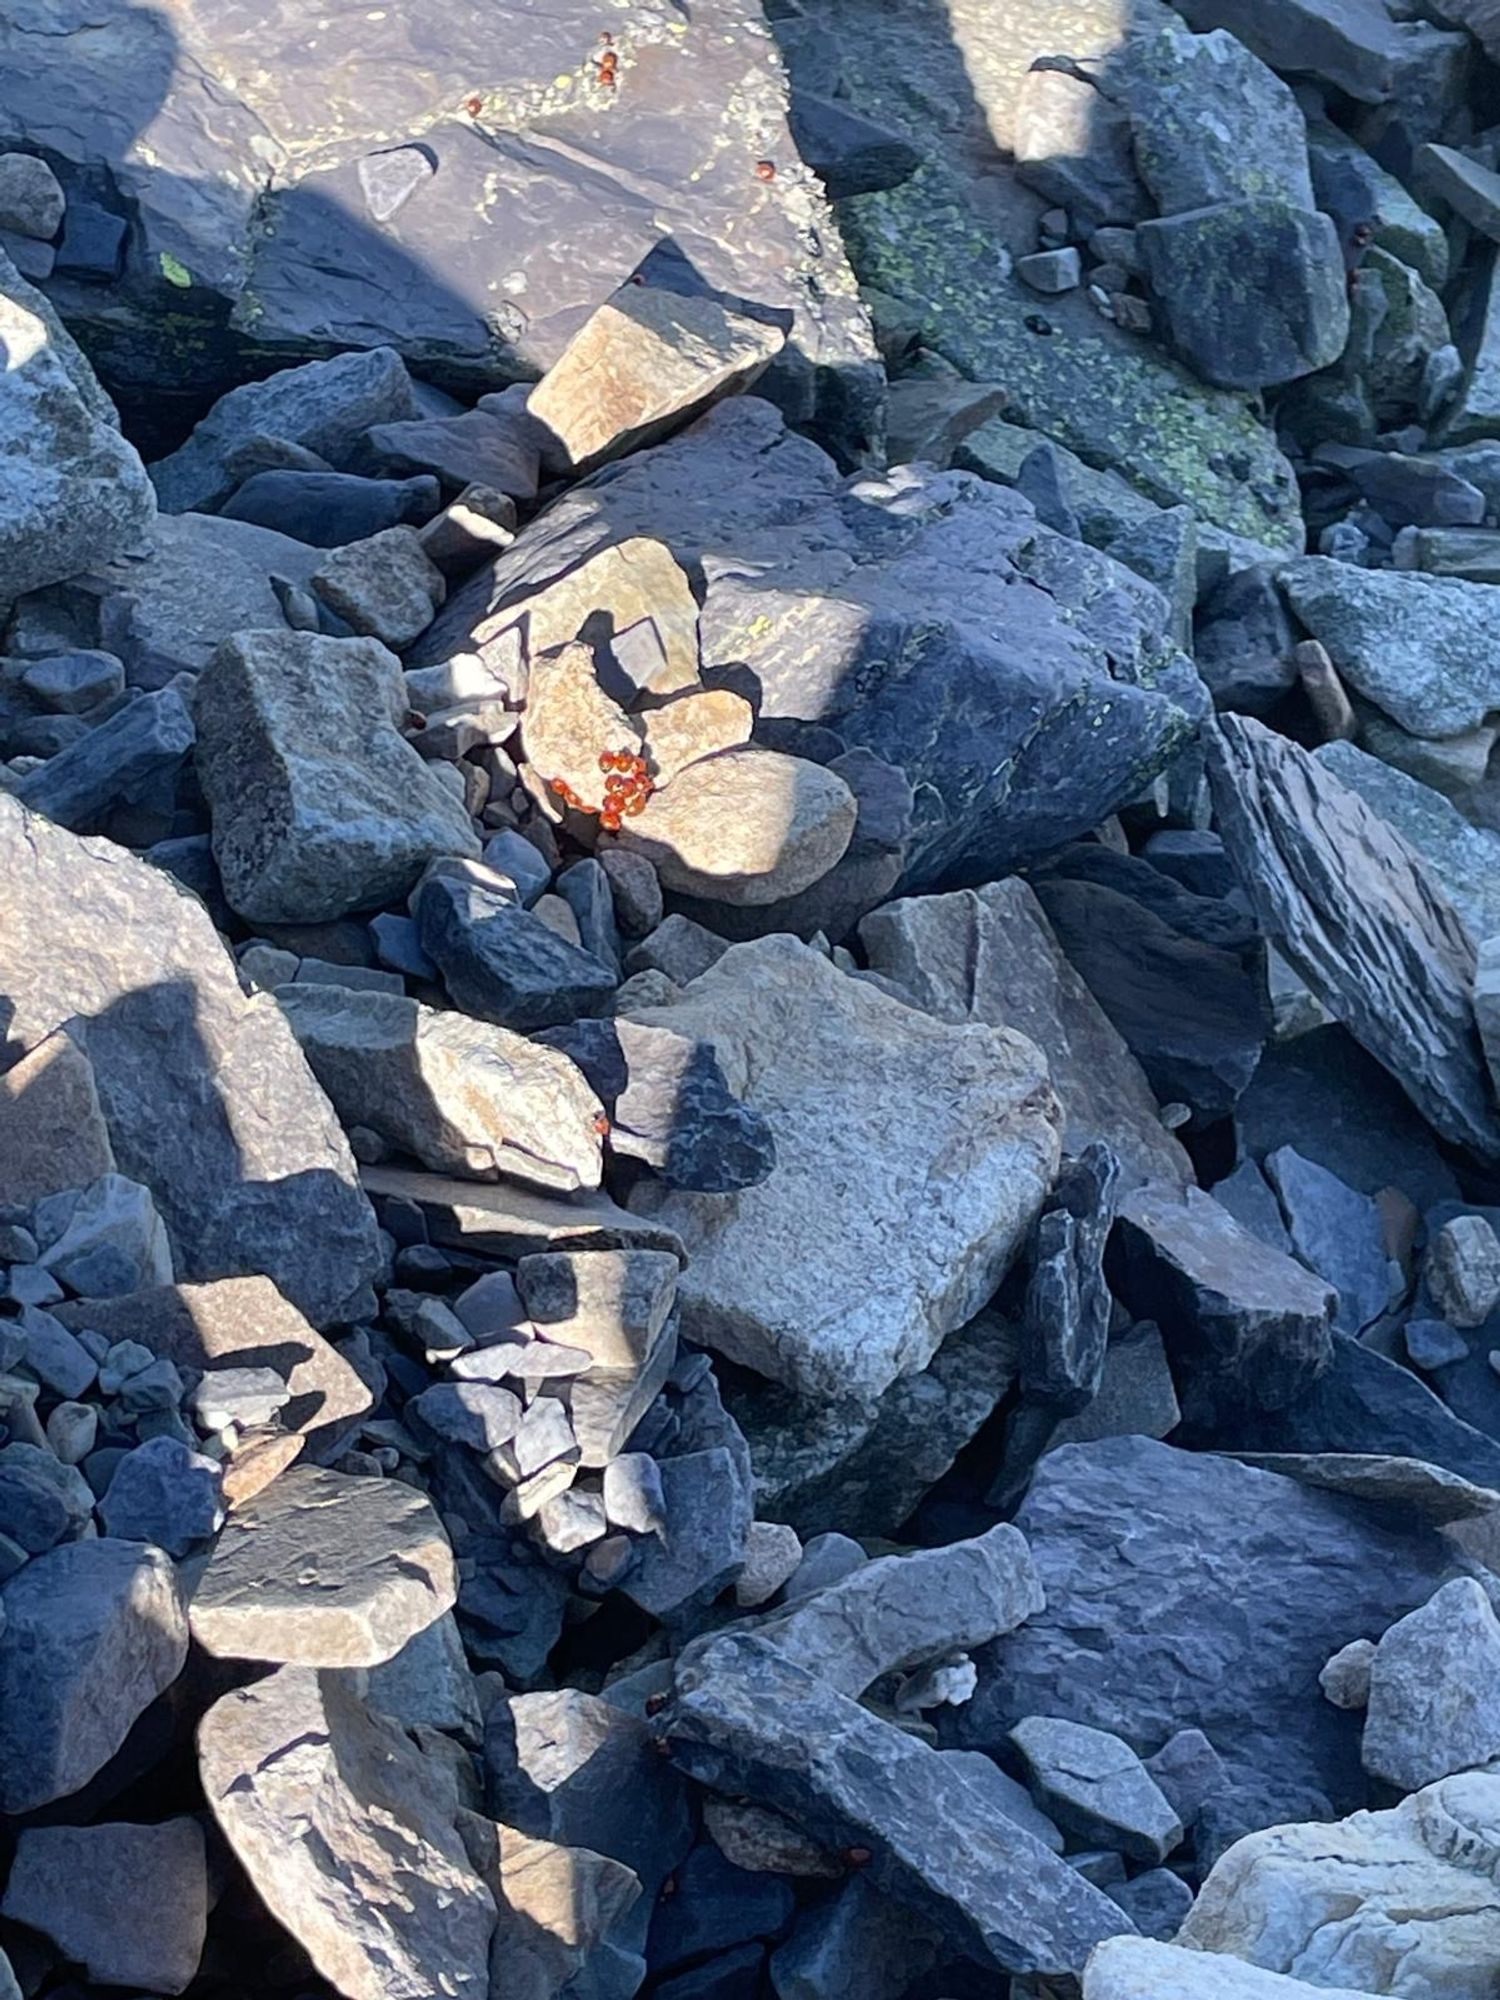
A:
54;1277;371;1439
953;1436;1458;1824
1207;716;1499;1162
1084;1936;1390;2000
361;1163;686;1263
2;1820;206;1996
414;397;1205;891
199;1666;496;2000
626;935;1061;1405
190;1464;456;1666
0;1539;188;1814
0;797;382;1326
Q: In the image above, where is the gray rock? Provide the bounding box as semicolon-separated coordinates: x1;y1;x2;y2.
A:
1363;1577;1500;1792
667;1630;1133;1980
625;915;729;987
276;984;603;1191
1321;1637;1377;1710
18;648;124;713
0;1027;116;1210
409;1382;523;1453
954;1437;1462;1822
360;1160;686;1266
0;1441;94;1553
98;1436;224;1557
186;1365;290;1433
196;629;478;923
1111;1183;1334;1425
0;799;382;1324
1083;1937;1381;1999
2;1819;206;1997
35;1173;173;1298
626;936;1060;1405
1407;1318;1471;1370
222;468;440;546
1208;716;1499;1160
768;1874;941;2000
0;1538;188;1814
1138;200;1348;392
417;875;617;1031
1169;0;1445;103
621;1447;752;1621
0;153;63;239
190;1464;456;1666
1429;1214;1500;1328
603;1454;668;1535
1045;1321;1181;1453
14;683;194;837
0;257;154;603
364;1608;484;1745
363;409;540;498
1106;1867;1194;1941
309;525;446;650
199;1665;495;2000
515;1247;679;1469
1010;1716;1184;1863
1263;1146;1391;1337
15;1304;97;1398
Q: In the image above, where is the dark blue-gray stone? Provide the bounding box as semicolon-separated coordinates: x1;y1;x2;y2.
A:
221;470;441;546
15;685;194;837
417;877;616;1032
96;1435;222;1558
647;1843;794;1977
1264;1146;1391;1336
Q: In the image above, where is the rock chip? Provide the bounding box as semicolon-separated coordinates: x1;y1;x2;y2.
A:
195;629;478;923
627;936;1061;1404
199;1666;495;2000
190;1464;456;1666
0;799;381;1325
0;1539;188;1813
2;1820;206;1995
1010;1717;1183;1864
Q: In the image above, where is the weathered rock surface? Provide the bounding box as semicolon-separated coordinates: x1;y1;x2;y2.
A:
195;630;478;924
1362;1577;1500;1794
1084;1937;1386;2000
417;876;618;1031
1207;717;1499;1161
627;936;1061;1404
954;1438;1459;1822
1009;1716;1183;1864
199;1666;496;2000
0;798;381;1325
0;1539;188;1814
190;1465;456;1666
2;1820;207;1996
276;984;604;1190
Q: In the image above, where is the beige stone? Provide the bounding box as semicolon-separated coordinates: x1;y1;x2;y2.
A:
520;640;642;813
643;687;755;786
0;1027;115;1207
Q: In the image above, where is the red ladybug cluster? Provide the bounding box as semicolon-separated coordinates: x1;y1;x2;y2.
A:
596;47;618;86
598;747;652;831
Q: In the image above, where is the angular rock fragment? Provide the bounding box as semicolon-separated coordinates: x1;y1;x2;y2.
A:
627;936;1061;1404
417;876;617;1031
15;683;195;836
0;799;381;1324
1428;1214;1500;1328
458;1813;642;2000
1009;1717;1183;1864
527;284;785;474
199;1666;495;2000
0;1028;116;1208
365;1609;484;1745
620;1447;752;1620
190;1464;456;1666
0;1539;188;1814
35;1172;173;1296
1363;1578;1500;1793
1083;1937;1384;2000
1264;1146;1391;1337
1208;716;1499;1160
362;408;540;499
309;525;446;649
98;1435;224;1557
360;1162;685;1264
195;629;478;923
2;1820;207;1996
221;467;439;546
276;984;604;1190
517;1248;680;1470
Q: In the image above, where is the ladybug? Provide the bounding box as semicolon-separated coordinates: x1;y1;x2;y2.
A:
593;1112;611;1136
597;49;619;86
463;93;484;116
754;160;776;182
844;1846;872;1868
645;1692;668;1716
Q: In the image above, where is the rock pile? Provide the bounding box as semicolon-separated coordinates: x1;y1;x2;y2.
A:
9;3;1500;1997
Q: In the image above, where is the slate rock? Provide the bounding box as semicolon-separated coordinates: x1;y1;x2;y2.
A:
0;1538;188;1814
626;936;1061;1405
2;1820;206;1996
276;983;603;1191
1263;1146;1390;1337
458;1812;642;2000
190;1464;456;1666
0;799;382;1325
1363;1577;1500;1793
768;1874;941;2000
199;1665;495;2000
1010;1716;1183;1864
955;1437;1460;1822
15;683;194;837
417;876;617;1032
196;629;478;923
223;468;440;546
1207;716;1499;1161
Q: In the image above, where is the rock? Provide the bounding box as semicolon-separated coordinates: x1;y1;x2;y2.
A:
1362;1577;1500;1792
1111;1183;1334;1424
222;468;439;546
0;256;154;602
187;1365;290;1434
616;1444;752;1621
360;1161;685;1266
955;1437;1460;1823
365;1610;484;1745
190;1464;456;1666
361;409;540;499
2;1820;206;1996
0;1028;116;1209
98;1436;223;1557
602;847;664;939
150;350;418;513
769;1874;941;2000
1083;1936;1387;2000
54;1277;371;1438
1009;1717;1184;1864
1429;1215;1500;1328
199;1666;495;2000
15;681;195;839
763;1526;1042;1698
1138;200;1348;392
1017;248;1082;294
15;1303;97;1399
0;800;381;1324
1176;1768;1500;1996
458;1813;642;2000
1263;1146;1391;1337
1321;1637;1378;1710
0;1440;93;1552
516;1248;679;1469
1106;1868;1194;1942
642;688;756;790
0;1538;188;1813
626;936;1060;1404
1207;716;1499;1161
196;629;477;923
276;984;603;1191
417;399;1209;892
1124;23;1315;215
649;1842;794;1978
1418;144;1500;247
416;875;617;1032
667;1630;1133;1980
862;879;1190;1193
528;285;784;476
519;639;641;811
309;526;446;650
0;153;63;239
34;1172;173;1297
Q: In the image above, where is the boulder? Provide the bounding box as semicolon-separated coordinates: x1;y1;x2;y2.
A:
626;936;1061;1404
1084;1937;1390;1999
195;629;479;923
199;1666;496;2000
1363;1578;1500;1793
1169;0;1452;102
189;1465;456;1666
275;984;604;1190
0;1539;188;1814
0;798;381;1325
2;1821;206;1996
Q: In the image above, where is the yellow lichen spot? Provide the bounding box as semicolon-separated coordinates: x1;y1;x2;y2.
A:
159;252;192;289
554;73;573;90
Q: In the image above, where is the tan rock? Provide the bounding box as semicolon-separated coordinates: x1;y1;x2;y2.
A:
527;284;785;474
521;640;642;814
0;1026;115;1207
617;748;857;906
220;1428;304;1509
481;537;701;698
643;687;755;786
